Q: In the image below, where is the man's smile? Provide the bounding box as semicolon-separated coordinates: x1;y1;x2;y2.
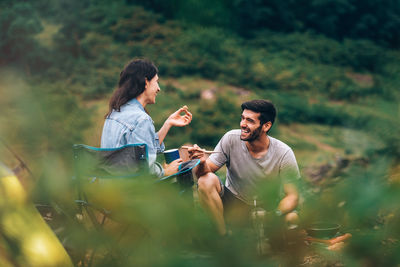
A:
241;128;250;134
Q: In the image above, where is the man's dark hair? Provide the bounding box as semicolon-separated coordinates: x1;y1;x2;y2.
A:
106;58;158;117
241;99;276;126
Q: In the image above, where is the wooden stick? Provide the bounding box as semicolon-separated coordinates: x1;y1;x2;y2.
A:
181;146;222;154
204;151;222;154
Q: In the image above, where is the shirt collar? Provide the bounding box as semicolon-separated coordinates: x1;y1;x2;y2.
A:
126;98;145;112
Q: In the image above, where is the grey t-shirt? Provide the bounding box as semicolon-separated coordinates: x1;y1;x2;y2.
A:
209;129;300;204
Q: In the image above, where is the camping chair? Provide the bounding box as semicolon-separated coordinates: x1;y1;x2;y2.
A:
72;143;154;265
72;143;200;214
73;143;200;206
72;143;149;228
72;143;200;265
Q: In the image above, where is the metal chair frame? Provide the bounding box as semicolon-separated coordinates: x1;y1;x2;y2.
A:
72;143;200;266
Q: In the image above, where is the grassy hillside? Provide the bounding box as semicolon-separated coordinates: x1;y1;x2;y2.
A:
25;3;398;166
1;1;400;266
86;77;376;171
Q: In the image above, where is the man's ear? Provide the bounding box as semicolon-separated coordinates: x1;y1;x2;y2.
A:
263;121;272;133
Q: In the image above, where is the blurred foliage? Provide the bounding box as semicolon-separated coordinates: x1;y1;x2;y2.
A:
0;2;49;72
0;70;92;177
0;165;74;267
0;0;400;266
190;95;239;146
138;0;400;48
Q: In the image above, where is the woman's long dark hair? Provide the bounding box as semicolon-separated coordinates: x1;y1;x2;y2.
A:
105;58;158;118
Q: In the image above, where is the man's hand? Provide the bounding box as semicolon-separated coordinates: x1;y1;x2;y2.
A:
166;106;192;127
188;144;207;164
187;144;220;177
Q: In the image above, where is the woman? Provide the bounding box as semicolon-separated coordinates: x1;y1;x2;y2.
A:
101;58;192;177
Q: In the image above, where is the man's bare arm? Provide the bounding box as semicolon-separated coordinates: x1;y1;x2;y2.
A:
195;158;220;177
277;183;299;215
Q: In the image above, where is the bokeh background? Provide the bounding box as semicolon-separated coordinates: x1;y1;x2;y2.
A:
0;0;399;266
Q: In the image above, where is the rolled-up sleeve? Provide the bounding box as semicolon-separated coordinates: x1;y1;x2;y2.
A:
155;133;165;153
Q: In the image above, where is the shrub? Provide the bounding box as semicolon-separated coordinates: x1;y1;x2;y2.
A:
190;95;239;146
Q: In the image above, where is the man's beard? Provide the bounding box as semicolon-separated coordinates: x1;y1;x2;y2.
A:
240;125;263;142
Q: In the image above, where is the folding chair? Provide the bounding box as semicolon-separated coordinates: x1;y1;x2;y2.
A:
73;143;200;211
72;143;149;226
72;143;200;265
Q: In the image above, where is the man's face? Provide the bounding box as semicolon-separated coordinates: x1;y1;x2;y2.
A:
240;109;263;142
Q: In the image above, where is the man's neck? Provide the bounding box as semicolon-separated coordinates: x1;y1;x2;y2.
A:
245;134;270;158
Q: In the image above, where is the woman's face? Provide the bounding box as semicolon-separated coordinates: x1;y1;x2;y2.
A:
143;74;160;105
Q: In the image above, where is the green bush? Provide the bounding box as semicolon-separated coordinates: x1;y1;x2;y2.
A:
190;95;239;147
251;31;389;73
159;27;243;79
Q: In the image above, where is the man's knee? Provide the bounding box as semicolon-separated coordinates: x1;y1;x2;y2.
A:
197;173;221;195
284;211;299;225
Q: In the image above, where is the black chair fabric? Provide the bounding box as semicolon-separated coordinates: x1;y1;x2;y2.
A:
73;144;149;180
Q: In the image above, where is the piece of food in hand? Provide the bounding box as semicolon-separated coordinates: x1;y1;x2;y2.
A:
182;105;188;110
329;233;352;245
327;241;345;251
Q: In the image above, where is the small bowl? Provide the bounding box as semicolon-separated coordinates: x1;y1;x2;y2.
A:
179;146;190;162
306;222;340;239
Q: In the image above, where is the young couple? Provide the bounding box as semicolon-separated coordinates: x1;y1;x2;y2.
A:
101;58;300;235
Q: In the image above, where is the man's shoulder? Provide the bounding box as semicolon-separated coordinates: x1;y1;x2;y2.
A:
269;136;293;154
220;129;241;143
213;129;241;152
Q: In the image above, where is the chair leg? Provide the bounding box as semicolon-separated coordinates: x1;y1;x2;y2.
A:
100;213;107;226
87;248;97;267
80;204;109;267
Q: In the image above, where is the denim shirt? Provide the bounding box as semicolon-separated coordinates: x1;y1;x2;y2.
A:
100;98;165;177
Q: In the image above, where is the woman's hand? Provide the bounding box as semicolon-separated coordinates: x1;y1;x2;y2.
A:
157;106;192;145
163;158;183;176
166;106;192;127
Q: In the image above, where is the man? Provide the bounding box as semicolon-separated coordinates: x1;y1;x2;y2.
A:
189;99;300;235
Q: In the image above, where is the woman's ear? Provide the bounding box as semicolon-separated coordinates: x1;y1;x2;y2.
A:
144;78;149;89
